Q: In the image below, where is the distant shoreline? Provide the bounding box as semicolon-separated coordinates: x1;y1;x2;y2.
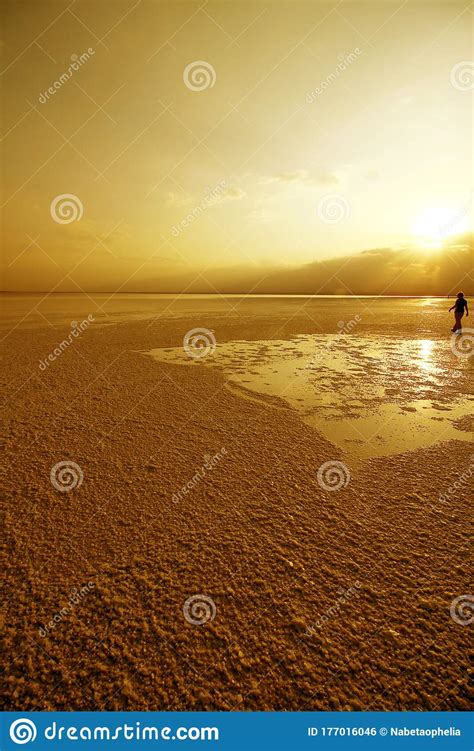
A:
0;292;461;299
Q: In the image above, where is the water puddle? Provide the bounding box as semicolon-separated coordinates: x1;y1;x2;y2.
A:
145;335;472;460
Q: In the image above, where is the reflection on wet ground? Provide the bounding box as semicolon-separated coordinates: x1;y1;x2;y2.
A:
146;334;472;461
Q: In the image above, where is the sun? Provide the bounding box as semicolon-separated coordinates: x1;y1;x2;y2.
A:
411;206;469;249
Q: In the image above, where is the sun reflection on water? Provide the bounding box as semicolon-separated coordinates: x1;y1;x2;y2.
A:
417;339;435;373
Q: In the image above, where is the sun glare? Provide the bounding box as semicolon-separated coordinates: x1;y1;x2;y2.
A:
412;206;469;249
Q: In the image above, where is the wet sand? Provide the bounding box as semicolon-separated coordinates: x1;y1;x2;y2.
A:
1;294;472;711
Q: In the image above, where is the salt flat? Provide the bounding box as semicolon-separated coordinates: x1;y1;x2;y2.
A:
1;294;472;711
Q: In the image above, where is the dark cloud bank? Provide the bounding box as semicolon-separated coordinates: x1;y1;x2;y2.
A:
130;235;473;297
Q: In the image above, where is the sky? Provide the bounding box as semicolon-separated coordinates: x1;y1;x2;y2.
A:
0;0;473;294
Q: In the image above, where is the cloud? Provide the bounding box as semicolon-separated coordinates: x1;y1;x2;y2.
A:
212;185;247;204
259;169;340;187
117;233;473;296
259;170;306;185
4;233;472;295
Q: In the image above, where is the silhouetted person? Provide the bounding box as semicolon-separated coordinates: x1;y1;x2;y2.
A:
449;292;469;332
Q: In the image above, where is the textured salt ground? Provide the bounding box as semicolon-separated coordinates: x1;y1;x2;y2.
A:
1;299;473;711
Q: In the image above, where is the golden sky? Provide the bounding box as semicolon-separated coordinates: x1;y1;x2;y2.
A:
1;0;473;293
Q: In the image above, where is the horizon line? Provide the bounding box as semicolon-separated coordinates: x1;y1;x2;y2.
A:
0;291;463;298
